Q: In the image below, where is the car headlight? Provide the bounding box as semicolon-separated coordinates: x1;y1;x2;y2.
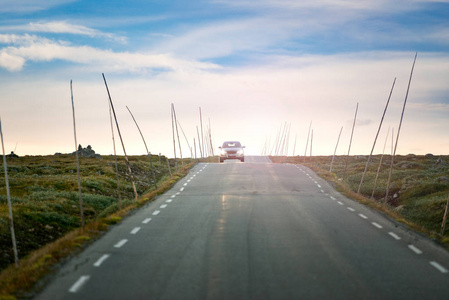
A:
237;150;244;155
220;149;227;155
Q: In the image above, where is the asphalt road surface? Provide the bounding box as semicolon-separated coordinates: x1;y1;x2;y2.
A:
34;156;449;299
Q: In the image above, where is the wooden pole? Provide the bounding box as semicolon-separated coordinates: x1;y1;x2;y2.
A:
0;118;19;267
358;78;396;194
126;106;157;190
108;95;121;209
304;121;312;163
330;126;343;172
166;157;172;177
441;196;449;235
194;138;197;160
371;127;391;199
199;107;204;158
176;119;193;159
172;104;183;164
292;133;297;156
102;74;138;201
196;126;203;158
385;53;417;204
310;129;313;162
343;103;358;180
70;81;85;227
171;105;177;169
209;118;214;157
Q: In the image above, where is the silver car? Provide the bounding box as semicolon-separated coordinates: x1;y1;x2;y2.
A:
219;141;245;163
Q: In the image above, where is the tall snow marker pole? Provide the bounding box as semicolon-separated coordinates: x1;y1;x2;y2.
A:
70;81;85;228
0;118;19;267
384;53;417;204
102;74;138;201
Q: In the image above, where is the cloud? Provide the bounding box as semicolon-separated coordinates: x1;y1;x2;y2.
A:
0;0;77;13
0;21;127;43
212;0;440;12
0;33;219;72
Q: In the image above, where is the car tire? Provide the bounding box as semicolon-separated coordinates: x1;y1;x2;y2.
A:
220;158;224;163
240;158;244;162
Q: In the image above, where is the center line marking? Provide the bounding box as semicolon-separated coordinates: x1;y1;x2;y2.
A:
69;276;90;293
166;199;172;203
372;222;383;229
330;196;336;201
347;207;355;212
171;195;176;198
430;261;448;273
183;183;188;186
130;227;141;234
153;210;160;216
359;214;368;219
114;239;128;248
317;184;321;188
93;254;110;267
160;204;168;209
388;232;401;240
142;218;152;224
337;201;344;205
408;245;423;254
180;187;185;192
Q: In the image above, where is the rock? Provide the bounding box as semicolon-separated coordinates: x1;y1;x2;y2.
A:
71;144;101;158
425;153;434;157
6;151;19;158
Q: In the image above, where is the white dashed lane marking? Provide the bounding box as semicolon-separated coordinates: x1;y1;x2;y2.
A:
359;214;368;219
408;245;423;255
69;276;90;293
93;254;110;267
160;204;168;209
114;239;128;248
372;222;383;229
347;207;355;212
130;227;141;235
142;218;152;224
430;261;449;274
388;232;401;240
152;210;160;216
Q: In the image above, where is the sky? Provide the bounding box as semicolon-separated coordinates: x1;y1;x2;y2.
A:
0;0;449;158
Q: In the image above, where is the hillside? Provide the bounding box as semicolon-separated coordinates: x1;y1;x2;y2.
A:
271;154;449;244
0;151;185;270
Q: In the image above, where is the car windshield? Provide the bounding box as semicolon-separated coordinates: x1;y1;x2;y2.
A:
223;142;241;148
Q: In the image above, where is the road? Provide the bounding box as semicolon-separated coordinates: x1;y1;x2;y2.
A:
34;156;449;299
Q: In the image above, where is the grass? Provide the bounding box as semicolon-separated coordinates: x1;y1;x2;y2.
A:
0;153;205;299
270;154;449;245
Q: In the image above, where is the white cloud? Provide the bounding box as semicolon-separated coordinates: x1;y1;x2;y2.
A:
0;51;25;71
0;21;127;43
0;0;77;13
0;33;219;72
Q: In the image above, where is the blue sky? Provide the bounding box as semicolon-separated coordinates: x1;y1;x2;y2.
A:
1;0;449;157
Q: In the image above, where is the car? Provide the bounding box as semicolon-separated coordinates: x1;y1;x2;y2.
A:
219;141;245;163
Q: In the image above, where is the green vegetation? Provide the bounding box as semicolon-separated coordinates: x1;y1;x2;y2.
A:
271;154;449;243
0;152;205;298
